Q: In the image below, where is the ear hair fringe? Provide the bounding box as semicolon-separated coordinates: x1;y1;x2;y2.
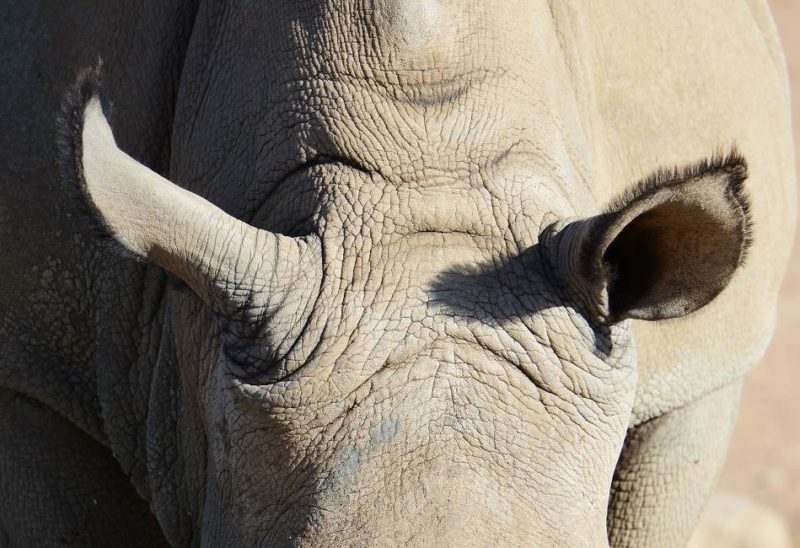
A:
55;61;138;259
602;147;753;263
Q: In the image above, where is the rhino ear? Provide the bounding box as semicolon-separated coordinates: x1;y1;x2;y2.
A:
56;67;322;325
549;151;752;323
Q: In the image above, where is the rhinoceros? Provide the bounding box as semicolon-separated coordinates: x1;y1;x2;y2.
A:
0;1;795;546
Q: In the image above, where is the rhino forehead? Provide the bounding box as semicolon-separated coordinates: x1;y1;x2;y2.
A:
300;0;532;82
170;0;592;224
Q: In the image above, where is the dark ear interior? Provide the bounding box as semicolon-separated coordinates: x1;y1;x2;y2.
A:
575;151;752;323
603;199;745;321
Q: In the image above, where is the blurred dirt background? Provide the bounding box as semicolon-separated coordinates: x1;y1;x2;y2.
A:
707;0;800;545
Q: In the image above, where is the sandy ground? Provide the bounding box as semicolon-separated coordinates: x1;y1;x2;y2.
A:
712;0;800;544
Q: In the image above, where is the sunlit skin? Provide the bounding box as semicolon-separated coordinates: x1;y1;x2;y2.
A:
0;1;794;546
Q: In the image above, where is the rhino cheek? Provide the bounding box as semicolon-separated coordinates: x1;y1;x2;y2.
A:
192;314;636;546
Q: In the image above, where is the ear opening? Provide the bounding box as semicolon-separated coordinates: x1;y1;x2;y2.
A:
602;194;746;321
552;150;752;324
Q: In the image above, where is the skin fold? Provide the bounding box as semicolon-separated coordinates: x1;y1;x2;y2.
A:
0;1;795;546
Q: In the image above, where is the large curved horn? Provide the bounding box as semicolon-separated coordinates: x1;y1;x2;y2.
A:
57;70;321;325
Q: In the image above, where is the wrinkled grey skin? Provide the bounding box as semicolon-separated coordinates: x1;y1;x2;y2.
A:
0;1;794;547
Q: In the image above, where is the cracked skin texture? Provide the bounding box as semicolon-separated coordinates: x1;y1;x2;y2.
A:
0;0;795;546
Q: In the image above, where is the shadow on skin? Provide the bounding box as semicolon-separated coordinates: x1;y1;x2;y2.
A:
427;237;614;358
